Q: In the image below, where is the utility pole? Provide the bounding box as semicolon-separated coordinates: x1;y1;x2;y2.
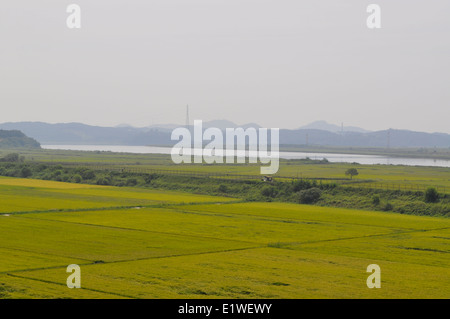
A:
185;105;190;129
387;129;391;149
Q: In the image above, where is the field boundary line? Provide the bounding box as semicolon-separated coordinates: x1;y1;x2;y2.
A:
93;245;266;265
167;207;421;232
0;245;94;263
4;199;243;216
166;206;449;232
16;215;261;245
0;261;94;276
4;246;264;275
6;273;135;299
264;245;450;269
275;226;450;248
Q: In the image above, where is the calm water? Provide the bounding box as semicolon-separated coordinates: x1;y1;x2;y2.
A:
42;144;450;168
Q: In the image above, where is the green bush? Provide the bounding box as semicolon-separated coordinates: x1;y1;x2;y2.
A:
5;168;19;177
261;185;277;198
1;153;20;163
80;169;96;180
218;184;228;193
97;177;112;186
53;170;62;177
292;179;317;192
21;167;32;178
298;187;322;204
72;174;82;183
144;174;158;184
126;178;138;186
424;187;439;203
372;195;380;206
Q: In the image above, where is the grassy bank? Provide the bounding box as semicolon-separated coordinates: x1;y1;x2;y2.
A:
0;160;448;217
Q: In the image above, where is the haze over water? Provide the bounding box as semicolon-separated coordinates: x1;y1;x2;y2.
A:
42;145;450;168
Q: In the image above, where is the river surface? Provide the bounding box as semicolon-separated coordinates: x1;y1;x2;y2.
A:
41;144;450;168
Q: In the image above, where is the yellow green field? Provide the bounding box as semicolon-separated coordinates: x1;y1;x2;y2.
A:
0;177;449;298
90;162;450;191
2;148;449;192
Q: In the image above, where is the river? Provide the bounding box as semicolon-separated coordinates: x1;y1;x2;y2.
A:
41;145;450;168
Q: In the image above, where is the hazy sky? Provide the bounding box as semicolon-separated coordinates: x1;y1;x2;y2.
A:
1;0;449;133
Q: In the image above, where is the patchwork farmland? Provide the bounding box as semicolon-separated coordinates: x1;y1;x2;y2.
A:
0;177;448;298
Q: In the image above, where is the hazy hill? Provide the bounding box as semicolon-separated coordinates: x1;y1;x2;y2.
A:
201;120;261;130
279;129;450;148
1;121;449;149
0;130;41;148
298;121;370;133
0;122;172;146
145;120;261;132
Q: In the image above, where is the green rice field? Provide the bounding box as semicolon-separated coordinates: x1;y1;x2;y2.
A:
0;177;448;298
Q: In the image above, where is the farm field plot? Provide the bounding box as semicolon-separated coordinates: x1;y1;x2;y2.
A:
0;178;449;298
0;177;235;214
0;216;251;263
10;247;449;299
295;228;450;267
29;207;406;246
174;202;450;230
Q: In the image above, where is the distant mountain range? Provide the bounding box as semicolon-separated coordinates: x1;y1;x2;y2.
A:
1;121;449;149
298;121;370;133
141;120;261;132
0;122;174;146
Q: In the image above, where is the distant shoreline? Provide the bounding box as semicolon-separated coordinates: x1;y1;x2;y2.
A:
35;143;450;160
40;144;450;168
278;145;450;161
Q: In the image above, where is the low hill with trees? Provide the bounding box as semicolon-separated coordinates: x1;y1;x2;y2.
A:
0;130;41;149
